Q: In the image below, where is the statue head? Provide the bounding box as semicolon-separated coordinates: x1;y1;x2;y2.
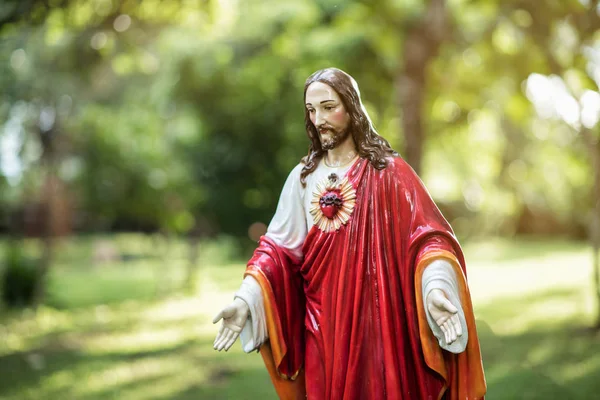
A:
305;80;352;152
301;68;397;186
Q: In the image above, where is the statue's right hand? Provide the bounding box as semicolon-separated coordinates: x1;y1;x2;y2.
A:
212;297;249;351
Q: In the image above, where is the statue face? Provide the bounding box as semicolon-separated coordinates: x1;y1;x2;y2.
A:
305;82;351;150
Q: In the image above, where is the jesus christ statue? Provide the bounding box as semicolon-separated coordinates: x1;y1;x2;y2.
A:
213;67;486;400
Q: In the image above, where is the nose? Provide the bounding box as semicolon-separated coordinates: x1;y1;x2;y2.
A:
314;110;326;127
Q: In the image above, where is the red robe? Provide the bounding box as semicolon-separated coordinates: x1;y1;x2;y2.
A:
245;156;486;400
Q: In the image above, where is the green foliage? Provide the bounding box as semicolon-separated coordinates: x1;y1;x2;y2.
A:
0;0;597;241
1;242;39;308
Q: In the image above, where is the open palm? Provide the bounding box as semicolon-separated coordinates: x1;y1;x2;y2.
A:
213;298;249;351
426;289;462;345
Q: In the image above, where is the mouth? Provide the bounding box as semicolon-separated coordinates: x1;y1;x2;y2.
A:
319;128;331;135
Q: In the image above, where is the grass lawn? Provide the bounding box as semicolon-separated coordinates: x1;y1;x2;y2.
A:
0;234;599;399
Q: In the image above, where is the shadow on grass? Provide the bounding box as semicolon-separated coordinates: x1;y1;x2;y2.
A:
0;232;596;399
475;285;600;400
478;321;600;399
0;295;276;400
0;338;197;394
200;319;600;400
0;337;271;400
1;318;599;399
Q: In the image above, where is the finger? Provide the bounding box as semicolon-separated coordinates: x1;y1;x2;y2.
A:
443;321;454;344
221;304;236;319
439;321;448;343
217;328;233;351
442;321;449;344
212;311;224;324
213;321;226;344
444;325;450;344
436;316;448;327
441;298;458;314
213;332;222;347
439;321;447;333
222;329;236;351
215;328;231;350
224;334;236;351
213;304;237;324
450;322;457;343
224;331;239;351
446;321;456;343
213;332;225;350
451;314;462;336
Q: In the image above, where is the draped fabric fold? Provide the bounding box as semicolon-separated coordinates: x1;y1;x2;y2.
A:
245;156;486;400
245;237;307;399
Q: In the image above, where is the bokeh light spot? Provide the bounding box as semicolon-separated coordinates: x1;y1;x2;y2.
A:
39;107;56;132
508;159;527;182
90;32;108;50
148;169;167;189
114;14;132;32
441;101;461;122
512;9;532;28
248;222;267;242
580;90;600;129
10;49;26;70
140;52;160;74
462;48;482;68
462;180;485;211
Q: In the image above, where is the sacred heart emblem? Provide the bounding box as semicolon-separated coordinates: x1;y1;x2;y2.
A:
319;191;343;219
310;173;357;232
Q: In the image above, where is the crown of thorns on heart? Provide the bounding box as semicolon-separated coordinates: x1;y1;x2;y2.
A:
309;173;357;232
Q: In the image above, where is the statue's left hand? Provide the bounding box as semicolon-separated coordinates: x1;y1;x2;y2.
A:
426;289;462;345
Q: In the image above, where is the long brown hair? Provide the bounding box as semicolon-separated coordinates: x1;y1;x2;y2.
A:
300;68;397;186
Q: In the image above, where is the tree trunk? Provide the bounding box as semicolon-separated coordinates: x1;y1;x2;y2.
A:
397;0;448;175
397;73;425;174
582;128;600;329
33;145;56;307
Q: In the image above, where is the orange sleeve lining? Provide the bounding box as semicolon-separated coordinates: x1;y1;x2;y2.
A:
414;250;486;400
244;267;306;399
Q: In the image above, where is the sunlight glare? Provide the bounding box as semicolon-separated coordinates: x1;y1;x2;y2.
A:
580;90;600;128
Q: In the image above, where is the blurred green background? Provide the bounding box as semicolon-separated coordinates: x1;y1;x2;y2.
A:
1;0;599;399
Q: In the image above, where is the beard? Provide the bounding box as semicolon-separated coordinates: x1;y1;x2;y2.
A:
319;126;350;151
